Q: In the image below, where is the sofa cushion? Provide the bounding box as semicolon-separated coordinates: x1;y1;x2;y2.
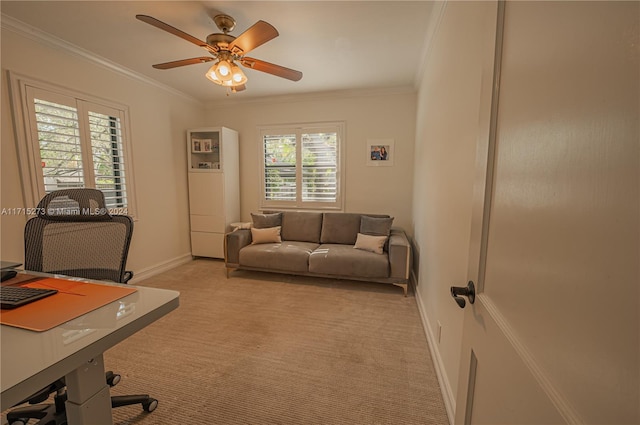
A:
320;213;362;245
251;212;282;229
239;241;318;273
354;233;387;254
250;226;282;244
360;215;394;236
281;211;323;243
309;244;389;278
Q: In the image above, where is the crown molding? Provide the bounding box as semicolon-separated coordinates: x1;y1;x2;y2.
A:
1;13;202;105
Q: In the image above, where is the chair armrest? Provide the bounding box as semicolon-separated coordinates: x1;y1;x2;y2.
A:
388;228;411;280
225;229;252;265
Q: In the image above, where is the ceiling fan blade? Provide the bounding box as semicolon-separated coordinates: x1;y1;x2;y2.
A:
228;21;278;54
152;57;215;70
241;57;303;81
136;14;218;54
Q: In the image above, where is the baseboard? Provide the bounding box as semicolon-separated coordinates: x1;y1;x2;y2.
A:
414;288;456;424
129;253;193;283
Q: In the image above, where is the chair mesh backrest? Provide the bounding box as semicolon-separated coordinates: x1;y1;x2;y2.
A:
24;189;133;283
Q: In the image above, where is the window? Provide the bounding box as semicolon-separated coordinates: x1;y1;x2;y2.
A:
11;75;136;216
260;122;344;210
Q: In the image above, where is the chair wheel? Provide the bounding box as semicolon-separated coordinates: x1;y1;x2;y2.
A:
106;371;121;387
143;398;158;412
9;419;28;425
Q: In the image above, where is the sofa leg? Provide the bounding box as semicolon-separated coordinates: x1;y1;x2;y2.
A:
226;267;239;279
393;282;408;297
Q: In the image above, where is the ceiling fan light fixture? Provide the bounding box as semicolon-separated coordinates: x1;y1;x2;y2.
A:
230;64;247;85
214;60;232;81
206;61;247;89
205;66;223;85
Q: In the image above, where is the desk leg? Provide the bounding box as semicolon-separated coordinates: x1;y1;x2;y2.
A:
65;354;113;425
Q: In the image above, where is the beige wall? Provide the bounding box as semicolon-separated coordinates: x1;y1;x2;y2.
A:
1;26;202;277
412;1;493;417
203;91;417;233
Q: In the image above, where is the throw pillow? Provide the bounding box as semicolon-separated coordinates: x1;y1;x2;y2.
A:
360;215;394;236
354;233;387;255
251;212;282;229
251;226;282;244
320;213;362;245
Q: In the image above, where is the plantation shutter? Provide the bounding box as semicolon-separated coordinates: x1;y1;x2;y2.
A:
260;123;343;210
263;133;297;201
33;98;85;192
301;132;337;202
88;110;127;208
23;84;135;215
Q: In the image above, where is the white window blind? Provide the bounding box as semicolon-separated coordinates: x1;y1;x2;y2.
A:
19;82;135;215
260;123;344;210
301;132;337;202
34;99;85;191
264;134;296;201
88;111;127;207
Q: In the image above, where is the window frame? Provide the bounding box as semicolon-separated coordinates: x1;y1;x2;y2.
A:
8;72;137;218
258;122;345;211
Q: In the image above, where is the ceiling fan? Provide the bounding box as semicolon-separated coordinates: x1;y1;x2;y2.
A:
136;13;303;93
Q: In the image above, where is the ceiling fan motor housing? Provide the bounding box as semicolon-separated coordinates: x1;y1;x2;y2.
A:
206;33;235;50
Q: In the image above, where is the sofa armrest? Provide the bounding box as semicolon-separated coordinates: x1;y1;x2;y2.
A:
225;229;252;265
388;228;411;280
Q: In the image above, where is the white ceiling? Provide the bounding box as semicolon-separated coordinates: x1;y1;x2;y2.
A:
1;1;434;103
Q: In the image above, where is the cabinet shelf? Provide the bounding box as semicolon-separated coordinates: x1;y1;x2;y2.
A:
188;131;221;171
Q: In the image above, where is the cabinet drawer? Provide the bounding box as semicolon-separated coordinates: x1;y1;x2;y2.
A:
191;232;224;258
190;215;225;233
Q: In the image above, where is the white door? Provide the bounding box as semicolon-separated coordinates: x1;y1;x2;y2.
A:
454;1;639;424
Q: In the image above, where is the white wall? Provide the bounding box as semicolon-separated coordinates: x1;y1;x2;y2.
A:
412;1;494;418
203;90;417;233
1;25;202;277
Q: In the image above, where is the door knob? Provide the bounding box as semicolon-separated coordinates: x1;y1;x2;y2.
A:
450;281;476;308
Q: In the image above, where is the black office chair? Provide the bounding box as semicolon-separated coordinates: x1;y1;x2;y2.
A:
7;189;157;425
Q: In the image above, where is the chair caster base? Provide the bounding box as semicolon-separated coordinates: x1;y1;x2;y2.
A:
143;398;158;412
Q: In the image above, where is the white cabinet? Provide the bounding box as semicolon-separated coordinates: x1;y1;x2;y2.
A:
187;127;239;258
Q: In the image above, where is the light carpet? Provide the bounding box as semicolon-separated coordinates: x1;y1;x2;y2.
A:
106;258;448;425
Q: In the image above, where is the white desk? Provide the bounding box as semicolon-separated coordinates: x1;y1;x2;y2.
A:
1;278;179;424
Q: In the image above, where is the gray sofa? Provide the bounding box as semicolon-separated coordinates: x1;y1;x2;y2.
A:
224;211;411;295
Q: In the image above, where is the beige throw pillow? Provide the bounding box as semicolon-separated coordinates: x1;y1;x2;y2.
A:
251;226;282;244
353;233;387;255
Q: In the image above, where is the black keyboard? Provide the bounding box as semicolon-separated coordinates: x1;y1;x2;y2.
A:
1;270;18;282
1;286;58;309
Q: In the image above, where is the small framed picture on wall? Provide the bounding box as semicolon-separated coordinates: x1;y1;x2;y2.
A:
366;139;394;166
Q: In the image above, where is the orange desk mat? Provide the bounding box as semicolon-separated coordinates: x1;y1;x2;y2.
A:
1;277;137;332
